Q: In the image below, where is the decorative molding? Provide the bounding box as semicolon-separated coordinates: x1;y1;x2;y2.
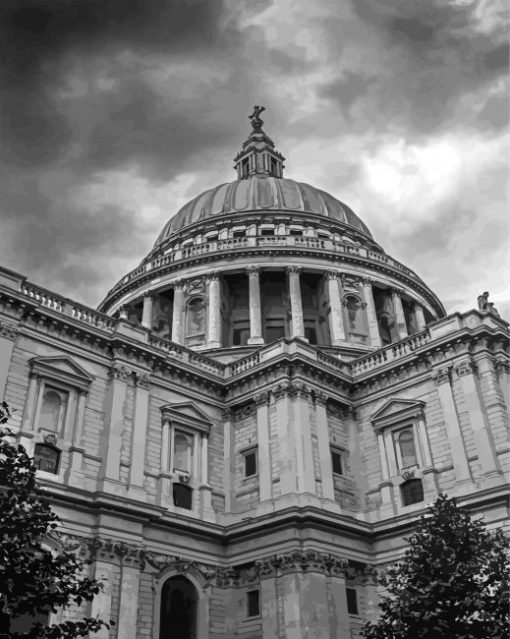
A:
108;363;132;382
135;372;151;389
455;360;477;378
0;321;18;341
246;266;261;277
254;392;270;407
432;367;450;386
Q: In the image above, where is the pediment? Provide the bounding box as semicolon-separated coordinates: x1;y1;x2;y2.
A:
30;356;94;391
160;402;213;434
370;398;424;429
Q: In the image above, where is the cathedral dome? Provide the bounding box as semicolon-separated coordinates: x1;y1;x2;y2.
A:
153;176;372;247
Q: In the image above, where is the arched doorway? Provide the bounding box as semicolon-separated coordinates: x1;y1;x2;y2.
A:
159;575;198;639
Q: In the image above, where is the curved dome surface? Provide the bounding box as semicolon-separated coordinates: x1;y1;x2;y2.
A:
154;176;372;247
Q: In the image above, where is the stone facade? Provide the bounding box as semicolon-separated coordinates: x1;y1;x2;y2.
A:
0;114;508;638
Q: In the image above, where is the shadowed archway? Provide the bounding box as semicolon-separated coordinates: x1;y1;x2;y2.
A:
159;575;198;639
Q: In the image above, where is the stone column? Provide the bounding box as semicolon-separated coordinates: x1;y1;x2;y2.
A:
287;267;306;340
433;367;472;485
315;393;334;501
328;560;351;639
116;557;141;639
101;364;130;491
361;279;381;347
413;302;427;332
0;322;17;401
455;360;503;486
141;294;153;330
128;373;150;499
207;273;221;348
255;393;272;503
256;560;279;638
377;432;395;512
171;280;185;344
391;288;408;339
326;272;346;345
247;267;264;345
363;566;379;623
223;409;235;513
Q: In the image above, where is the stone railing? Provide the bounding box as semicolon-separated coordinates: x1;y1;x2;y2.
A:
148;334;226;376
226;351;261;376
106;234;420;297
20;283;117;331
350;330;431;376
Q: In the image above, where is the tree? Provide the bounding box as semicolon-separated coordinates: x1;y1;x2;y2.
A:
0;401;111;638
362;493;509;639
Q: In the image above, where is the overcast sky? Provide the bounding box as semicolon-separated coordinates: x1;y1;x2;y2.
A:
0;0;508;318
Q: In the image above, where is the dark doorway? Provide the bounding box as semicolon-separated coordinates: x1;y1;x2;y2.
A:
160;576;198;639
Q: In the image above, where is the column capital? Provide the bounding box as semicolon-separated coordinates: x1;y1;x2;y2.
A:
390;286;405;297
315;391;328;406
254;392;270;407
207;272;220;282
222;407;233;421
108;364;132;382
246;266;261;277
173;278;184;290
432;366;451;386
455;360;478;378
360;276;374;286
135;373;151;389
0;321;19;341
286;266;302;275
326;270;339;281
118;306;128;320
143;292;154;300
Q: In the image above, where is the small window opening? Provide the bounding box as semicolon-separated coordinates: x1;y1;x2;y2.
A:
244;451;257;477
400;478;424;506
289;229;303;236
233;229;246;238
247;590;260;617
346;588;358;615
304;326;317;344
173;483;193;510
331;450;343;475
241;159;250;178
260;228;274;236
34;443;60;474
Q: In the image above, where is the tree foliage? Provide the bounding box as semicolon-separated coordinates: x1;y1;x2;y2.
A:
362;493;509;639
0;401;110;638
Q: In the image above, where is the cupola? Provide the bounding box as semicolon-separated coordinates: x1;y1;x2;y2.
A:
233;106;285;179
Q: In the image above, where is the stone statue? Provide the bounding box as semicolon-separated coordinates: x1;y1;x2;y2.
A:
477;291;500;317
249;105;265;130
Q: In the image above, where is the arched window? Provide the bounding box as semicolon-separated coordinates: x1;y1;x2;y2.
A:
400;478;424;506
39;388;67;434
173;432;193;473
160;576;198;639
186;298;205;337
397;429;418;469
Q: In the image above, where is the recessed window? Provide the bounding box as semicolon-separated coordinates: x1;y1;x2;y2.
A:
39;387;68;434
400;478;424;506
244;450;257;477
173;483;193;510
173;432;193;473
331;449;343;475
394;428;418;470
289;229;303;236
241;159;249;178
346;587;358;615
304;326;317;344
233;326;250;346
247;590;260;617
260;228;274;236
233;229;246;238
34;443;60;474
265;325;285;343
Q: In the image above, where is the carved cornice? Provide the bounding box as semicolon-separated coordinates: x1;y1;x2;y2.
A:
254;391;270;407
135;372;151;389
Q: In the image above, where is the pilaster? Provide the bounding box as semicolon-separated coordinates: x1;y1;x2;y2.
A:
65;389;87;488
127;372;150;500
315;393;334;501
432;366;473;487
255;393;272;504
455;360;504;487
0;320;17;400
223;409;235;513
116;555;141;639
413;302;427;332
89;560;114;639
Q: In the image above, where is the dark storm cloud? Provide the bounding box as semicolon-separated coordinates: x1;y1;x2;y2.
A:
0;0;241;172
318;0;509;136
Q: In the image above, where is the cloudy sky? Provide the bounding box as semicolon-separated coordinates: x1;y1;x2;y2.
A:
0;0;508;318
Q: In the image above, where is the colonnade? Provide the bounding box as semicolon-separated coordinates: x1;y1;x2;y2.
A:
137;268;428;349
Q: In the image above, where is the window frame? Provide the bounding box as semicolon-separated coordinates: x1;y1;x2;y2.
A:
242;447;258;478
346;587;359;616
246;589;260;618
330;447;344;476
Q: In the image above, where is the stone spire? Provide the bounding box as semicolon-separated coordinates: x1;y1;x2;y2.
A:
234;106;286;180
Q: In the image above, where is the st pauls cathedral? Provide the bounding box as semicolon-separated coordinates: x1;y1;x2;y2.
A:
0;108;508;639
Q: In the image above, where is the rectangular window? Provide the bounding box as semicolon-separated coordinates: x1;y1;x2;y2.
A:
247;590;260;617
244;450;257;477
304;326;317;344
331;449;343;475
233;327;250;346
261;228;274;236
265;325;285;342
346;588;358;615
34;444;60;474
233;229;246;238
289;229;303;236
173;483;193;510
